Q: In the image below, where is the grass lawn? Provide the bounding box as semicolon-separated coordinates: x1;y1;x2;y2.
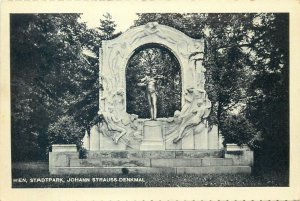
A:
11;162;289;188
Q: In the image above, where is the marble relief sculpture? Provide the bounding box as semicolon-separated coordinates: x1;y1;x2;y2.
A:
164;87;211;143
82;22;222;151
172;88;211;143
99;106;127;144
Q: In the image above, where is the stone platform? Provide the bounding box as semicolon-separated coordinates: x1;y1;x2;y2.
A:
49;145;253;175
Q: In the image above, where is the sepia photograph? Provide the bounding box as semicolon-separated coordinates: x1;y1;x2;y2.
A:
1;0;300;201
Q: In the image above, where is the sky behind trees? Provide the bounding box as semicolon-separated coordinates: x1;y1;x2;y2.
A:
80;12;137;32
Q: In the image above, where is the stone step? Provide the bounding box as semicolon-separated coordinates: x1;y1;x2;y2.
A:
86;150;223;159
50;166;251;175
176;166;251;174
151;158;202;167
70;158;233;167
150;158;233;167
202;158;233;166
70;158;151;167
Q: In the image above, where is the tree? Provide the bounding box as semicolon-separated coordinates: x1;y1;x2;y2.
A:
99;13;118;40
10;14;101;161
11;13;125;161
244;14;289;169
201;14;257;133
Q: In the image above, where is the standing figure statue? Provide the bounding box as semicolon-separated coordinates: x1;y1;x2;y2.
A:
137;68;161;120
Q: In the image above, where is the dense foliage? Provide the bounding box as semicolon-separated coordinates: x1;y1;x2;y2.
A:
47;115;84;148
11;13;289;170
11;14;109;161
221;114;260;148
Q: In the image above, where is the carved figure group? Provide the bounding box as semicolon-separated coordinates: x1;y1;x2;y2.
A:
107;42;127;87
130;22;176;45
98;89;142;144
99;106;127;144
169;87;211;143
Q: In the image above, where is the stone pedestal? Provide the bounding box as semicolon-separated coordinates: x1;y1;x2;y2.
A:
208;125;219;149
89;125;100;151
194;123;208;149
52;144;77;152
49;149;252;175
224;143;254;166
82;131;90;150
181;129;195;149
140;120;164;150
49;144;78;174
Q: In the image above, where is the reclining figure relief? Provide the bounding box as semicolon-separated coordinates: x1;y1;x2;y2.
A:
98;88;143;144
167;87;211;144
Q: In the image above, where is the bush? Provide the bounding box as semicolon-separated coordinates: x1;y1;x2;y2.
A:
221;115;261;149
47;115;85;150
79;147;88;159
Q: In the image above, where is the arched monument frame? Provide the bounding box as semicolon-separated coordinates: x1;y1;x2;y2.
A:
99;22;206;117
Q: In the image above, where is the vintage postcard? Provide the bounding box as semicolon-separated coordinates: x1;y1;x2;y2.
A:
1;0;300;200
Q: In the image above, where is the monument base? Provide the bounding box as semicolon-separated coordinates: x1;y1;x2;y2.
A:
49;144;253;175
140;142;165;150
140;120;164;150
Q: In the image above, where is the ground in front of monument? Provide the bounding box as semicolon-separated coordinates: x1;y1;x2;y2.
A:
12;161;288;188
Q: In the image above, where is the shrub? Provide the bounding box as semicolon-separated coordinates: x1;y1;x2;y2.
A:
79;147;88;159
221;115;261;149
47;115;85;149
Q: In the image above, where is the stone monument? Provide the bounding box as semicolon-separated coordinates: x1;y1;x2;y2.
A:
85;21;218;151
49;22;253;175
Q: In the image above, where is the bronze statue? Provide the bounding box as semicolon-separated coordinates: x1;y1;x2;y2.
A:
137;68;161;120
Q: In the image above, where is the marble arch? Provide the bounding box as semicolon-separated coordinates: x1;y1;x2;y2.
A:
84;21;218;151
99;22;206;114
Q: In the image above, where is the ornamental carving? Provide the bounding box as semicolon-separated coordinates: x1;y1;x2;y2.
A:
96;22;210;147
